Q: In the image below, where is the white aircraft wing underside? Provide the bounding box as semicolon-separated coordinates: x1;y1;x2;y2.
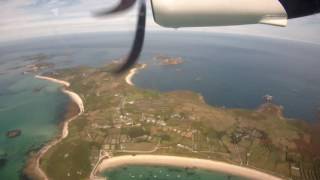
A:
151;0;288;27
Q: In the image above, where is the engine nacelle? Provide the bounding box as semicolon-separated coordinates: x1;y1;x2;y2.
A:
150;0;288;28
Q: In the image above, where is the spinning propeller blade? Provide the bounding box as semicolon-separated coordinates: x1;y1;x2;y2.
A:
279;0;320;18
95;0;146;74
94;0;320;74
95;0;137;16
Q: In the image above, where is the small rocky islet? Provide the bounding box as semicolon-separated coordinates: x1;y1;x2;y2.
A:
6;129;22;138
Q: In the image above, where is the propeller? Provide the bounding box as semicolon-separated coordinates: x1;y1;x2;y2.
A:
95;0;137;16
279;0;320;19
94;0;320;74
94;0;146;74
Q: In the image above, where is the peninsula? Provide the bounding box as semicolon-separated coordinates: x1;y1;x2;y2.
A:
25;63;319;180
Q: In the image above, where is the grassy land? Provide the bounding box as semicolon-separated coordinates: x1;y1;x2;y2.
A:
40;64;319;180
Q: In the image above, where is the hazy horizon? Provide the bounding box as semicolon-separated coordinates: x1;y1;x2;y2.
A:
1;0;320;44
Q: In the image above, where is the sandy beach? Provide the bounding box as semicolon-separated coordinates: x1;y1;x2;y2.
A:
35;75;84;114
94;155;282;180
27;75;85;180
35;75;70;87
62;89;84;114
125;64;147;86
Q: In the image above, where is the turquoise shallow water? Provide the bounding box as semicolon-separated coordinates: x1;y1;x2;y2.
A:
0;73;69;180
102;165;246;180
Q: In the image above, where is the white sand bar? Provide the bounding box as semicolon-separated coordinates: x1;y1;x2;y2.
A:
62;89;84;114
35;75;70;87
96;155;282;180
125;64;147;86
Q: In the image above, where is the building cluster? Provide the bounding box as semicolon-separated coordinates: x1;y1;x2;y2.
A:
230;128;267;144
93;93;204;154
103;134;131;151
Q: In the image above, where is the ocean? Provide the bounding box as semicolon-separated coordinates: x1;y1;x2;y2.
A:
0;31;319;179
0;73;69;179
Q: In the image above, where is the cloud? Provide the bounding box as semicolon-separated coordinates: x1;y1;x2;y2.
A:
0;0;319;44
0;0;136;41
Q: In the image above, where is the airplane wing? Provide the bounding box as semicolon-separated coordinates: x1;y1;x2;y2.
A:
95;0;320;73
151;0;288;27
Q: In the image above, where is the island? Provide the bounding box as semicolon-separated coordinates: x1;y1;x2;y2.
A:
6;129;22;138
24;62;54;74
5;54;56;75
24;62;320;180
154;55;184;65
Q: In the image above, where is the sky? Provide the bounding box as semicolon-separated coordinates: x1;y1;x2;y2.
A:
1;0;320;44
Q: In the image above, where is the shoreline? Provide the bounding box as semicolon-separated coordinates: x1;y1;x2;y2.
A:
25;75;84;180
35;75;84;114
93;155;282;180
35;75;70;87
125;64;147;86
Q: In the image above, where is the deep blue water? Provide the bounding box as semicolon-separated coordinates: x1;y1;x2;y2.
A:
0;31;319;179
136;32;320;121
